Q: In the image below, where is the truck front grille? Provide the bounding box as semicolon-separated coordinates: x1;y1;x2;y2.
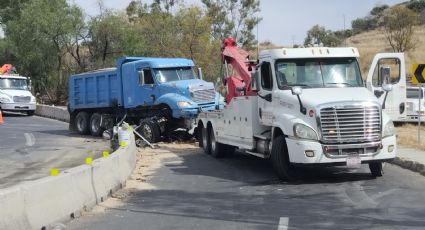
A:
319;103;381;144
192;89;215;103
13;96;31;103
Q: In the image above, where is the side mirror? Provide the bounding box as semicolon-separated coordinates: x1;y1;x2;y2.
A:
380;66;391;85
382;83;393;92
198;67;203;80
291;86;303;95
138;70;145;85
251;72;260;92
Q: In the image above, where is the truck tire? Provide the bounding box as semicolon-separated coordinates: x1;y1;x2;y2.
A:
209;127;223;158
369;162;384;177
89;113;104;136
76;111;90;135
202;127;211;154
271;136;296;181
26;110;35;116
139;120;161;143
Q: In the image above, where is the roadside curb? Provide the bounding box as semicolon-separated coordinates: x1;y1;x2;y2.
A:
391;157;425;176
0;131;137;230
35;104;70;122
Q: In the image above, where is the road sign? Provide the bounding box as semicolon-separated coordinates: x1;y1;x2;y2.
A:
412;64;425;84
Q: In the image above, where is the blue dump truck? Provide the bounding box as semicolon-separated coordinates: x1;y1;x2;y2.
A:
68;57;220;142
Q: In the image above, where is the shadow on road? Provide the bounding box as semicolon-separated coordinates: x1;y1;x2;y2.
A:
159;145;376;185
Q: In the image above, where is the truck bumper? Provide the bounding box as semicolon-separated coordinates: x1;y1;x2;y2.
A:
0;103;36;111
285;135;396;164
173;103;218;119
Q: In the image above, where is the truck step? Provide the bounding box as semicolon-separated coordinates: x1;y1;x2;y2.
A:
246;150;267;159
253;134;270;140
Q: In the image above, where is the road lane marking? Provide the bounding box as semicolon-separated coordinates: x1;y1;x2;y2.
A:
24;133;36;146
278;217;289;230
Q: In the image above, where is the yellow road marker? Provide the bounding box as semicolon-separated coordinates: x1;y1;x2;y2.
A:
120;141;127;147
50;168;59;176
85;157;93;165
103;151;110;158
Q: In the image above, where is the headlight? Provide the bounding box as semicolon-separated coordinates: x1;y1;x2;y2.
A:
31;96;36;103
177;101;192;108
382;121;395;138
293;123;318;140
0;96;11;103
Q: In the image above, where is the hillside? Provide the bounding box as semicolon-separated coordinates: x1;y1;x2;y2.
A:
345;25;425;80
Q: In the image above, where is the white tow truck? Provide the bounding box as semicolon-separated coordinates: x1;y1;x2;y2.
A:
0;65;36;116
197;38;400;180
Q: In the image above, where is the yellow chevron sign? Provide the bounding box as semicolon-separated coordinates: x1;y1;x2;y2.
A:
412;64;425;84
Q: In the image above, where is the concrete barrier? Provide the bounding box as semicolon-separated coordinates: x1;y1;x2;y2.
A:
35;104;70;122
0;130;136;230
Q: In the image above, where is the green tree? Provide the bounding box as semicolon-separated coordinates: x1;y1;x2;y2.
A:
304;25;341;47
5;0;85;102
201;0;261;48
382;6;418;52
0;0;30;25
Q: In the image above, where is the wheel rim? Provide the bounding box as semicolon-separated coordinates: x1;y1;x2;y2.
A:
142;124;153;141
202;128;208;147
77;117;85;131
91;116;100;133
210;130;216;152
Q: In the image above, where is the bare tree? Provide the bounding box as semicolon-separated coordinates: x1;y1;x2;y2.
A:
383;6;418;52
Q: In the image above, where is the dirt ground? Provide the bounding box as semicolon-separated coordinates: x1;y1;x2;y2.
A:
395;123;425;150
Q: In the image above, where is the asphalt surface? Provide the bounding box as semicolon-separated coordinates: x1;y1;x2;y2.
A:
0;112;109;188
69;144;425;230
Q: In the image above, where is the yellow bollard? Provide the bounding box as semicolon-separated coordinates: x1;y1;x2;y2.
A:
120;141;127;147
85;157;93;165
102;151;110;158
50;168;59;176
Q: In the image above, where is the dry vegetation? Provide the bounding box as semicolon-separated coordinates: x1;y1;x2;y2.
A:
345;25;425;79
396;123;425;150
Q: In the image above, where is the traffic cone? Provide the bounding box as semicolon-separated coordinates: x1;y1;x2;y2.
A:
0;110;3;125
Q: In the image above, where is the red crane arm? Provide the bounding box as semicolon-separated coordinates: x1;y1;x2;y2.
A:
221;38;257;103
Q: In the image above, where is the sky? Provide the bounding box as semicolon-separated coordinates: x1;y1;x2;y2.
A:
74;0;406;46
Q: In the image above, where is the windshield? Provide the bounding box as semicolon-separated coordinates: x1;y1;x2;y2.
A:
275;58;363;89
407;88;424;99
154;67;197;83
0;78;28;90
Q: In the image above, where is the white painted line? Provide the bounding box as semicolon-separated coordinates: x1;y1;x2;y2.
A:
24;133;36;146
278;217;289;230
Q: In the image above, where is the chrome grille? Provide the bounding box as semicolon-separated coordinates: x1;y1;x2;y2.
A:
13;96;31;103
192;89;215;103
319;103;381;144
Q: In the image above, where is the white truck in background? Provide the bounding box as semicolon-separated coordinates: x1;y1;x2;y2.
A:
0;65;36;116
197;38;400;180
404;86;425;122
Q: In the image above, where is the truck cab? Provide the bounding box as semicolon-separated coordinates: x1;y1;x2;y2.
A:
119;57;220;120
0;74;36;115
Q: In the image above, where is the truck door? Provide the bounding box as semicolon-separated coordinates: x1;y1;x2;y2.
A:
366;53;406;121
137;68;158;106
258;61;274;126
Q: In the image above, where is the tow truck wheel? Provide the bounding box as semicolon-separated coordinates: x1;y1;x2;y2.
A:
271;136;296;181
202;127;211;154
138;120;161;143
76;111;90;135
89;113;104;136
209;127;223;158
369;162;384;177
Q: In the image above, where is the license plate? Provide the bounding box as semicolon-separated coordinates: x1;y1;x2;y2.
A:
346;154;361;168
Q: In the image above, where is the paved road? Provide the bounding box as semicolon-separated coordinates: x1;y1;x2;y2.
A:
69;144;425;230
0;112;109;188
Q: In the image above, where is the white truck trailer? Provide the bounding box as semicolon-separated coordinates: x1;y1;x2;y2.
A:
197;38;399;180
